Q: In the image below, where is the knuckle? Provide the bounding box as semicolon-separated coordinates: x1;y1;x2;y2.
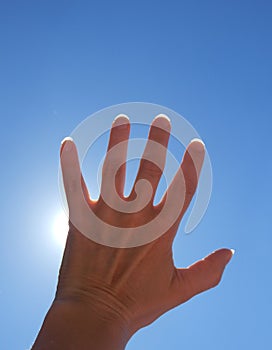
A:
142;160;162;177
185;177;197;197
68;179;80;193
211;273;222;288
103;157;121;174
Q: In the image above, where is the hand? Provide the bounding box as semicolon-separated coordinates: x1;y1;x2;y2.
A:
32;115;233;350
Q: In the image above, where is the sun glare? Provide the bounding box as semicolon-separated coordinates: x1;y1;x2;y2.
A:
53;210;69;246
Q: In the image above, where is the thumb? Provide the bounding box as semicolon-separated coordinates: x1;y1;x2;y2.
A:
175;248;234;303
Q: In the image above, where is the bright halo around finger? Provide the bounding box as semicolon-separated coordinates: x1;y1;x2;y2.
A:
52;210;69;247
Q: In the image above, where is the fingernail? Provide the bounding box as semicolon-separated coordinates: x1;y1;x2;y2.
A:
153;114;171;132
230;248;236;255
113;114;130;127
154;114;171;123
190;138;205;147
190;138;205;152
61;137;73;154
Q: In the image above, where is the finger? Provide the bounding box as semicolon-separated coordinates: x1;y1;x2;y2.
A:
174;249;234;303
158;139;205;230
60;138;90;209
130;115;171;202
100;115;130;199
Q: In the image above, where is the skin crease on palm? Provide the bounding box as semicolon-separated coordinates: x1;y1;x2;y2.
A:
32;115;234;350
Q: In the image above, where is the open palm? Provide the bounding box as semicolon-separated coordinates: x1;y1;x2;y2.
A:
58;115;233;334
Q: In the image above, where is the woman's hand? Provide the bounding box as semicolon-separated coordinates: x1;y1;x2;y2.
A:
32;115;233;350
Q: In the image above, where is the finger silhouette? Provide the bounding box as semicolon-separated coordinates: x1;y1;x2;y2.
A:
100;115;130;199
158;139;205;236
60;138;90;211
130;115;171;203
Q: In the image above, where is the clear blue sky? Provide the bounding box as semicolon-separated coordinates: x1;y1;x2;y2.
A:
0;1;271;349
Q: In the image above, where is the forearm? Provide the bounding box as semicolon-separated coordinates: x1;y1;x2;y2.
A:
32;299;131;350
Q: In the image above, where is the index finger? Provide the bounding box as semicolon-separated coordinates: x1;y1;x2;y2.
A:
157;139;205;233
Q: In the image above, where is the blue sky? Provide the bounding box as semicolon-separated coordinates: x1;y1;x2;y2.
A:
0;1;271;349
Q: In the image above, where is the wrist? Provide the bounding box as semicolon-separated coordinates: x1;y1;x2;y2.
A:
32;299;132;350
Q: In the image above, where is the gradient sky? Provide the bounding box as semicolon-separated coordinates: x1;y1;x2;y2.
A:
0;1;271;349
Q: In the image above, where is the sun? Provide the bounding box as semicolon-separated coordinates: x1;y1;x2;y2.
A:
52;210;69;246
